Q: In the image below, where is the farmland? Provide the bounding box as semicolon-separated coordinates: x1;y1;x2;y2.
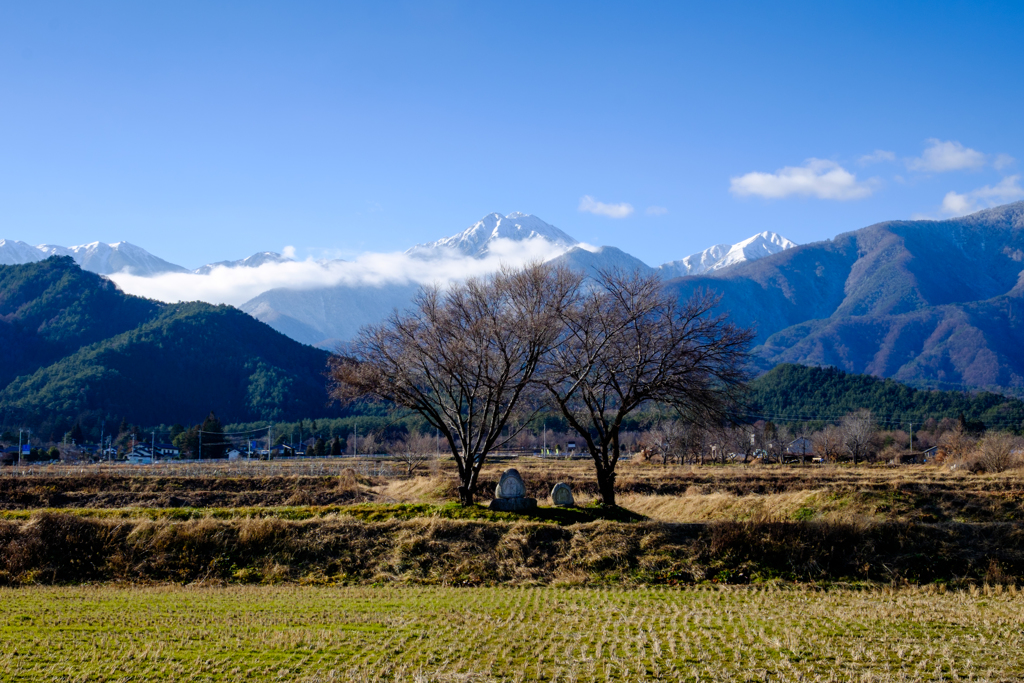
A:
2;583;1023;682
2;458;1023;681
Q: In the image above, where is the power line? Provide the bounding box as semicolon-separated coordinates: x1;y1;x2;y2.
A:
728;409;1024;430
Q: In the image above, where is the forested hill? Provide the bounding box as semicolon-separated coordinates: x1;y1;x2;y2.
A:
746;364;1024;430
0;257;341;437
0;256;159;387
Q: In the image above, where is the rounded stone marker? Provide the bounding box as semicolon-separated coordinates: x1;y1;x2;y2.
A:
551;482;574;507
495;468;527;499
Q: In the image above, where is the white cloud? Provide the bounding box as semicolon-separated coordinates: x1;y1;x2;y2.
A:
645;205;668;216
729;159;874;200
108;237;570;307
859;150;896;165
908;139;986;172
941;175;1024;216
994;153;1016;171
282;245;297;259
578;195;634;218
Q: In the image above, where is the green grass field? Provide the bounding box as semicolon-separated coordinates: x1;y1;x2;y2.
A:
2;584;1022;682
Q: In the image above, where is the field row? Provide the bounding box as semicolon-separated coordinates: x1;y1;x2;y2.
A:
2;584;1022;682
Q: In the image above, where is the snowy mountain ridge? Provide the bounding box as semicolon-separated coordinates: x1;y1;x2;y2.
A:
407;212;578;257
657;231;797;279
0;239;187;276
193;252;293;275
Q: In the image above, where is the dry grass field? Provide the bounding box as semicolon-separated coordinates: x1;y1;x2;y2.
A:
3;456;1022;525
2;583;1023;682
2;458;1022;681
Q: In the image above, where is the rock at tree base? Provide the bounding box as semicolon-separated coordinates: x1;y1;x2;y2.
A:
551;482;574;507
494;468;527;499
490;468;536;511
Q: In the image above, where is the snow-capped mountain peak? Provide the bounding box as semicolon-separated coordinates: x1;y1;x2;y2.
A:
0;239;49;266
407;212;578;257
193;252;294;275
0;239;187;275
656;231;796;279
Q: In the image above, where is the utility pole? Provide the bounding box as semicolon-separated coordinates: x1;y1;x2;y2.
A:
198;429;202;461
152;431;156;462
99;420;105;462
908;422;914;455
18;429;23;467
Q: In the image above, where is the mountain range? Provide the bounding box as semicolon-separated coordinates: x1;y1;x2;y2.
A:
2;213;796;348
5;201;1024;398
663;202;1024;397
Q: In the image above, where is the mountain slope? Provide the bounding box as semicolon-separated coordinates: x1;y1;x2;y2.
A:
0;257;160;386
747;364;1024;428
666;202;1024;395
241;282;422;348
0;259;341;434
550;245;654;278
0;302;335;430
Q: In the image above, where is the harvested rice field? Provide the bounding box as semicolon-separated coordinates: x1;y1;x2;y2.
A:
2;584;1023;682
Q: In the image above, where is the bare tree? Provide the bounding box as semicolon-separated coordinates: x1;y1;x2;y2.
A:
660;419;690;466
538;270;752;506
330;263;582;505
939;422;975;461
840;409;875;465
812;425;843;463
390;432;438;476
970;433;1022;473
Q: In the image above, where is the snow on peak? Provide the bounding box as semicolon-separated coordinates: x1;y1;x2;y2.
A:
657;231;797;279
193;252;294;275
408;212;578;257
0;240;186;276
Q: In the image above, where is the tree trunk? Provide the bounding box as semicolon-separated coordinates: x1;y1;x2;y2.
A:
458;460;478;506
596;467;616;507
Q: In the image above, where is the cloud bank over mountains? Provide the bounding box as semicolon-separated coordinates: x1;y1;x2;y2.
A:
108;234;565;307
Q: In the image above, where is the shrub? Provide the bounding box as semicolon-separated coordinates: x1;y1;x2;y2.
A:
967;433;1023;473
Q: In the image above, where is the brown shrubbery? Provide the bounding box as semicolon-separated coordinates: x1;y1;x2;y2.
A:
1;512;1023;587
964;434;1024;473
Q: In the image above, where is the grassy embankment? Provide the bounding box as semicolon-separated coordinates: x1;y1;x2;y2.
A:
1;458;1022;586
2;584;1023;682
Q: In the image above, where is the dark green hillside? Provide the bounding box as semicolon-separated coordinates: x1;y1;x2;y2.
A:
0;302;337;431
747;364;1024;430
0;257;159;385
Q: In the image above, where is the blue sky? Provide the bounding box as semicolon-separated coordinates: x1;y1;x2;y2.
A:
2;1;1023;268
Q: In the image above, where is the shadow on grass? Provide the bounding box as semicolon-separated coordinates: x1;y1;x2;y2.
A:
339;501;646;525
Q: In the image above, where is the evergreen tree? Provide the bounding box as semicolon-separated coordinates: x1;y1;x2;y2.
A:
70;422;85;445
173;425;200;459
313;436;326;456
200;411;229;458
330;436;343;456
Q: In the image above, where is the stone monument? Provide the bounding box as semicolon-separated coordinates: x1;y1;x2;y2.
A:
550;482;575;507
489;468;537;512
